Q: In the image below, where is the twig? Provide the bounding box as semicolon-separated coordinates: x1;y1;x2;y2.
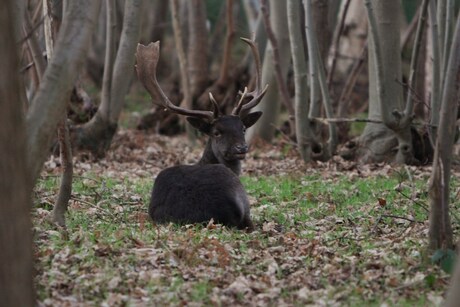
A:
380;214;423;224
71;196;121;222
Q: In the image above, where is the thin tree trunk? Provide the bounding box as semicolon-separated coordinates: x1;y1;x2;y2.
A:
304;0;338;158
288;0;313;161
108;0;143;123
100;0;117;119
27;0;101;184
247;0;290;142
0;1;34;305
359;1;413;164
187;0;209;99
150;0;169;42
260;0;295;135
170;0;195;141
23;10;46;83
74;0;143;156
312;0;330;63
53;120;73;226
216;0;234;88
403;0;429;122
445;247;460;306
43;0;74;227
427;13;460;252
242;0;259;32
429;1;442;139
328;0;351;89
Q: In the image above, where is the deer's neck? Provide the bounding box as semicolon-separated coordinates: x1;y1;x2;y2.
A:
198;141;242;176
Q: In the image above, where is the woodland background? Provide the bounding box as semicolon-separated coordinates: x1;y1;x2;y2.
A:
1;0;460;305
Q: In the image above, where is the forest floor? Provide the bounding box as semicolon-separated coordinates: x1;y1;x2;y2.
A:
33;128;460;306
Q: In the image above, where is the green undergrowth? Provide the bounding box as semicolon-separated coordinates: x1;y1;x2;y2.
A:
33;170;459;306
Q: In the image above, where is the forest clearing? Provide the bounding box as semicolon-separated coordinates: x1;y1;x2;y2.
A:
31;129;459;306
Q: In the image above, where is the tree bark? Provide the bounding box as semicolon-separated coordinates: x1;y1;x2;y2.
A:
288;0;313;161
427;13;460;252
0;1;34;305
445;246;460;306
305;0;338;159
170;0;195;141
43;0;74;227
247;0;290;142
358;1;413;164
312;0;331;63
187;0;209;99
74;0;143;157
149;0;169;42
27;0;101;185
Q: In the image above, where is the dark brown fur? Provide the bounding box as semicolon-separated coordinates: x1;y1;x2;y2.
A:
149;113;262;230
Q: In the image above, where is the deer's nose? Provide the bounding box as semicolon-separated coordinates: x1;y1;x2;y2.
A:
235;144;249;154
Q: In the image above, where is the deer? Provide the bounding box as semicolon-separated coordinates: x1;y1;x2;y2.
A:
135;38;268;230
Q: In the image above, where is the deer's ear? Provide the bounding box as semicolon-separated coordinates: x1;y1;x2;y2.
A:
186;117;212;134
241;112;262;128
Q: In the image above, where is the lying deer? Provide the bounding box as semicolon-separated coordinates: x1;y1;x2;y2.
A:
136;38;267;230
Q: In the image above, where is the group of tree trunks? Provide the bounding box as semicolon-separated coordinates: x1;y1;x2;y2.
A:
2;0;460;305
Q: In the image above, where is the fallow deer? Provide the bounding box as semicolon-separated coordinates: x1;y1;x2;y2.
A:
136;38;267;230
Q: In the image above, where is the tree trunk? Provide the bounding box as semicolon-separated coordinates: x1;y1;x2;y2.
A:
0;1;34;305
445;246;460;306
427;13;460;252
187;0;209;99
260;0;295;134
149;0;169;42
27;0;101;185
247;0;290;142
43;0;74;227
288;0;313;161
74;0;143;157
312;0;331;62
358;1;413;164
305;0;338;159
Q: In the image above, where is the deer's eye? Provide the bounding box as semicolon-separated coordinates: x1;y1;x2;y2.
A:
213;131;221;137
243;128;247;134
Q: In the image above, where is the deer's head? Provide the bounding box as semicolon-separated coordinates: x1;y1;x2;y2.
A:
136;38;268;165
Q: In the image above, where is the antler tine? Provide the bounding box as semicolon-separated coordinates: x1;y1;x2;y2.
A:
208;92;219;119
232;37;269;115
136;42;214;121
231;87;248;115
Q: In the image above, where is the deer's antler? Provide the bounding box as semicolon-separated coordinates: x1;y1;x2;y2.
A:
136;42;215;121
232;38;269;116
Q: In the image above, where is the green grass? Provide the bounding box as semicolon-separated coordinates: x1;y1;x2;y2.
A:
33;170;458;306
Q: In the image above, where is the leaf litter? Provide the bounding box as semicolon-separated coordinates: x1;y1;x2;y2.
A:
33;129;460;306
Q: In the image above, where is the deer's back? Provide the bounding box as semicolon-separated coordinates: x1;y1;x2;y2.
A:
149;164;253;229
149;164;252;228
